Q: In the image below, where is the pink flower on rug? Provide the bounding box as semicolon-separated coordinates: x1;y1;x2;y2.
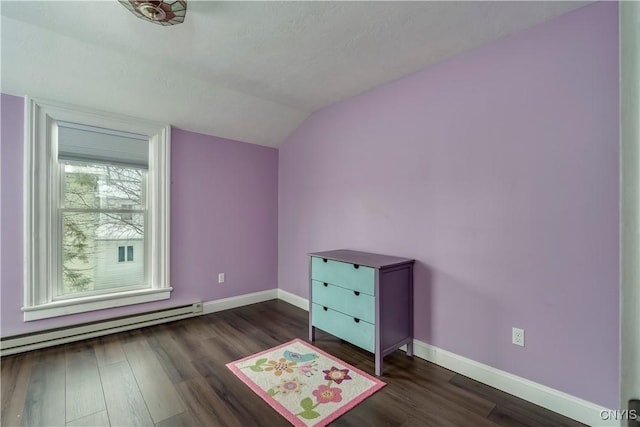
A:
322;366;352;384
312;384;343;404
264;358;297;376
278;377;305;395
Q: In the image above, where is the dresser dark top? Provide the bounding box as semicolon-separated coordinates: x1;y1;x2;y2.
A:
308;249;414;269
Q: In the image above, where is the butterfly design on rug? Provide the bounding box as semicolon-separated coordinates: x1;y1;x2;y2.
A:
283;350;318;362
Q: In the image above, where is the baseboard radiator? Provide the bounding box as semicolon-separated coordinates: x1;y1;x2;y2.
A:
0;302;203;357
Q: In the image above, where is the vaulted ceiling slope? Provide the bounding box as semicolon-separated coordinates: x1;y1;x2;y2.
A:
1;1;589;147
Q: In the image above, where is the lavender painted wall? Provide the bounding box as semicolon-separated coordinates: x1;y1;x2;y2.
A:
170;128;278;301
0;94;278;336
278;2;619;408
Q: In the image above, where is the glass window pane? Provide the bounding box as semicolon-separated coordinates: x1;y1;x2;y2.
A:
62;212;145;296
63;162;145;210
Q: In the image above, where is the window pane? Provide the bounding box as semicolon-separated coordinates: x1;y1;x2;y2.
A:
63;162;144;210
61;212;145;296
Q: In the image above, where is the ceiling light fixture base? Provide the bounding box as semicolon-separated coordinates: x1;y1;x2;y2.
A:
119;0;187;26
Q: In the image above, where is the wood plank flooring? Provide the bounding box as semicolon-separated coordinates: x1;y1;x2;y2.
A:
1;300;586;427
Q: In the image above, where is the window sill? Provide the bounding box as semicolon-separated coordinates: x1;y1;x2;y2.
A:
22;287;173;321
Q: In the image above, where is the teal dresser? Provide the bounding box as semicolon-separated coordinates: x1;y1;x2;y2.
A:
308;249;414;375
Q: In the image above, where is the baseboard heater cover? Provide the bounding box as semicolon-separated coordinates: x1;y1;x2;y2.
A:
0;302;203;356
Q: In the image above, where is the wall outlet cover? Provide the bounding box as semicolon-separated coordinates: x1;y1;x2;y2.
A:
512;327;525;347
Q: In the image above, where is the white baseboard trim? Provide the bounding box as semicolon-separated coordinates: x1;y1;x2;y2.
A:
408;340;615;427
202;289;278;314
277;289;309;311
272;292;615;427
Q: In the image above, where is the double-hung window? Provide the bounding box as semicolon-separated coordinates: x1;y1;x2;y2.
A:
24;98;171;321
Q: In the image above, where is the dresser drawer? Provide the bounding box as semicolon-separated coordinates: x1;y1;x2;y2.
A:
312;303;374;352
311;257;375;296
311;280;375;324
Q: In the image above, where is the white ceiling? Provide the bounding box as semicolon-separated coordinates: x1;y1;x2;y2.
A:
1;1;589;147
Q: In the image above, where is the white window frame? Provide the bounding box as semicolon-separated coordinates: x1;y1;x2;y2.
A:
23;97;171;321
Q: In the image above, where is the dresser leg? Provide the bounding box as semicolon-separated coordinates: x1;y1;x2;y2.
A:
309;325;315;342
375;353;382;376
407;340;414;357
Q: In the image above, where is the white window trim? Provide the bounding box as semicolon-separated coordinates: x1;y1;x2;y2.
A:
24;97;171;321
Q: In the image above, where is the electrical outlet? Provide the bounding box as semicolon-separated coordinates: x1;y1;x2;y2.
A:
218;273;225;284
512;327;525;347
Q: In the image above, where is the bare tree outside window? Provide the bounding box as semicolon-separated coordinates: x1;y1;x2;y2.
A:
62;162;145;295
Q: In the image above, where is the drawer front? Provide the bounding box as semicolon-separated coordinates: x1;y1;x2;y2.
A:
311;257;375;295
311;280;375;324
312;303;374;353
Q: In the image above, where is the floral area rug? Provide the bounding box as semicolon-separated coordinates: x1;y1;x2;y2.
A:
226;338;385;427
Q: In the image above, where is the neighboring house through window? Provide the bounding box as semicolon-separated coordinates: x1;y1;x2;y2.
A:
24;98;171;321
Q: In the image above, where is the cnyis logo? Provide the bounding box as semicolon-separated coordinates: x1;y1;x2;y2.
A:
599;409;638;421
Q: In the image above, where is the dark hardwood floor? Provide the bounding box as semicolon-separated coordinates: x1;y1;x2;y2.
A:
1;300;585;427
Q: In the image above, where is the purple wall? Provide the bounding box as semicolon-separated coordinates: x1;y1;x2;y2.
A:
0;94;278;336
278;2;619;408
170;128;278;300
